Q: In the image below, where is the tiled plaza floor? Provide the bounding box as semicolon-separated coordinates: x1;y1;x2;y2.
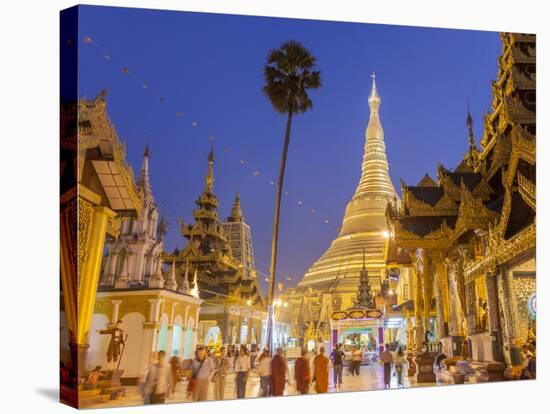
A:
93;363;450;408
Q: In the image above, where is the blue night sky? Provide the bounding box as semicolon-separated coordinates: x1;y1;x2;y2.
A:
77;5;501;291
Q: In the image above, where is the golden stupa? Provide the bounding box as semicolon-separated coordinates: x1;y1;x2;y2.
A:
297;74;396;294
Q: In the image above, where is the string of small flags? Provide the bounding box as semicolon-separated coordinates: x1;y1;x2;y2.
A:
81;34;341;236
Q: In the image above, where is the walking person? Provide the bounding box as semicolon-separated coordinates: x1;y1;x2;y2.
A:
294;348;311;394
235;345;251;399
212;347;229;400
232;350;240;371
270;347;288;396
395;347;407;387
250;346;260;369
313;347;330;393
168;356;181;397
143;351;170;404
255;347;272;397
330;343;344;385
352;346;362;376
381;344;394;389
191;345;215;402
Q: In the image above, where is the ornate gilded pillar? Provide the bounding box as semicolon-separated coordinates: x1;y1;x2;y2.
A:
465;282;477;336
76;201;117;346
497;265;521;365
458;248;478;339
412;253;424;353
422;250;434;338
484;272;503;362
60;193;79;373
446;257;464;356
63;187;116;378
433;261;449;339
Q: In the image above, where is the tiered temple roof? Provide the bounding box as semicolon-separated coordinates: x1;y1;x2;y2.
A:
387;32;536;278
173;148;264;306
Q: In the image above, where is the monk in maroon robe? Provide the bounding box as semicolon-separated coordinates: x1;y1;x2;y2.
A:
294;349;311;394
270;348;288;396
313;347;329;393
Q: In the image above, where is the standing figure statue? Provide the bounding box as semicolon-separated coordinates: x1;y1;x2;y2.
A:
97;320;126;371
479;299;488;332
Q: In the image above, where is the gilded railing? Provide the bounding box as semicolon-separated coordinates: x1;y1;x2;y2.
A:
517;172;536;210
517;136;536;157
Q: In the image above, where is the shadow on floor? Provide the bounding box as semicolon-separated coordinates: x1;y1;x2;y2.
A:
36;388;59;402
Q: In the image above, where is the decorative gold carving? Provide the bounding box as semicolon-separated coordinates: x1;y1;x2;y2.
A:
464;222;535;283
106;216;122;239
394;221;452;250
517;172;536;210
503;93;534;124
77;91;142;215
453;183;499;241
497;188;513;239
77;198;94;275
63;197;79;273
119;299;150;319
511;124;536;164
93;299;112;317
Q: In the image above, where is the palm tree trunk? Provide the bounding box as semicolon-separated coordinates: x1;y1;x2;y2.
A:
266;104;293;353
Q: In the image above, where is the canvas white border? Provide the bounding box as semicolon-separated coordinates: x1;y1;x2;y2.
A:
0;0;546;413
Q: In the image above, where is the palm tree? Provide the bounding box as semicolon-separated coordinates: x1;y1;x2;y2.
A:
262;40;321;352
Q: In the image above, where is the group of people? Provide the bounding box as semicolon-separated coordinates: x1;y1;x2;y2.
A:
329;343;365;384
330;342;407;389
380;345;407;388
520;340;536;380
138;344;336;404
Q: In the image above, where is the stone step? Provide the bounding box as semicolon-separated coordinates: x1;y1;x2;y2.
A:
79;394;111;408
78;388;101;399
101;386;126;399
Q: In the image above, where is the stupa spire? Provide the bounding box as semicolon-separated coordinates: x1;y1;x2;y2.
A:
357;248;374;308
298;73;397;294
463;99;480;171
466;100;476;150
165;259;177;290
368;72;381;115
229;191;243;221
190;268;200;298
205;145;215;192
137;144;153;200
181;259;191;293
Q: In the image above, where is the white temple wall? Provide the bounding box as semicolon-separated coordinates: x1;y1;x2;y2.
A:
119;312;146;378
87;313;111;371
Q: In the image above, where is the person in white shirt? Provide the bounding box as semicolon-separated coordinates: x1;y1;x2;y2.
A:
143;351;171;404
255;347;272;397
235;345;251;398
191;345;215;401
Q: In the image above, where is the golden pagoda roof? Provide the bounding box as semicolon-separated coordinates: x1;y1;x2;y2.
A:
298;74;396;292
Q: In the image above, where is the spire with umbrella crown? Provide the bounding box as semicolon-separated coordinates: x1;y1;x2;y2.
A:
165;259;177;290
228;191;244;222
205;145;215;192
190;268;200;298
356;248;374;308
137;144;153;200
